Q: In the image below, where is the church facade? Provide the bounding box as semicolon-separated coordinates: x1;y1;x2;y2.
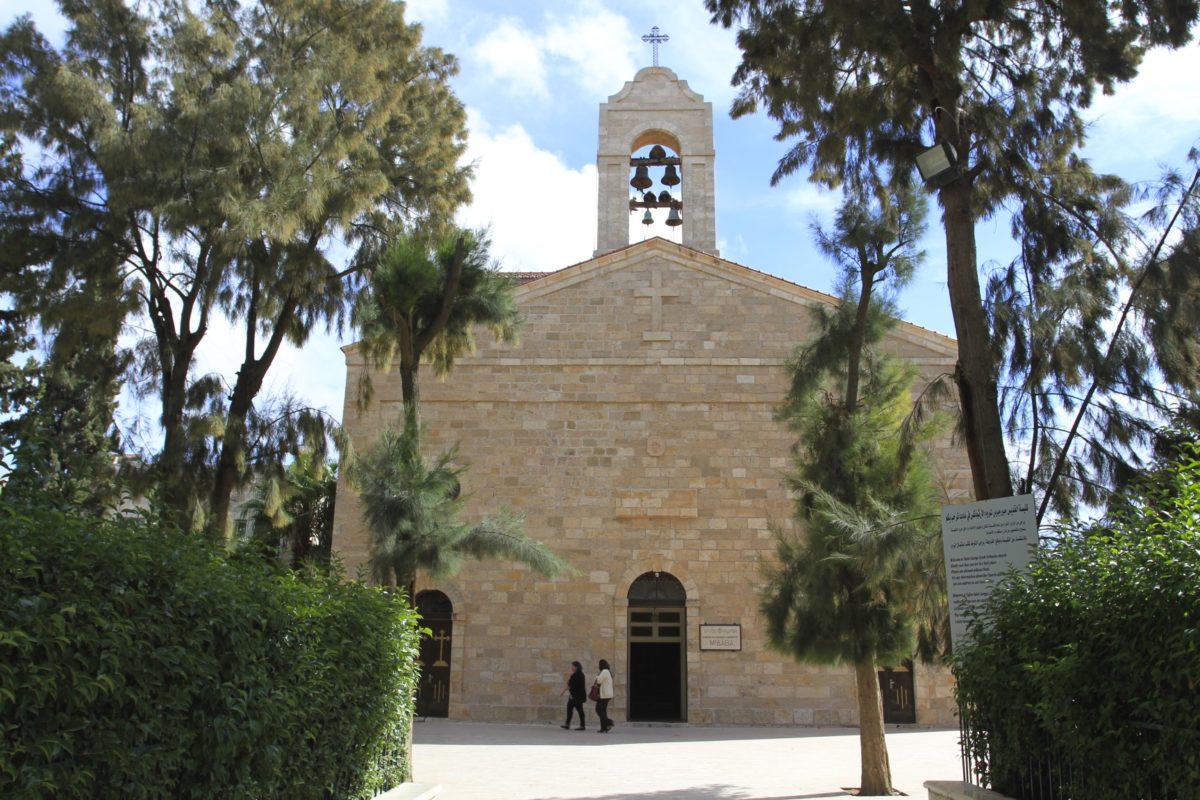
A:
332;67;970;727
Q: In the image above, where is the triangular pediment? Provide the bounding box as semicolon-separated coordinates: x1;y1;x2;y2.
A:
342;237;956;369
509;238;956;361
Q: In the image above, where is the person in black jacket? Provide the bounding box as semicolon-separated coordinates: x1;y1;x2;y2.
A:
560;661;586;730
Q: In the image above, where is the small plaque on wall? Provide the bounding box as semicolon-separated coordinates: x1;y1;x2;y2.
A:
699;624;741;651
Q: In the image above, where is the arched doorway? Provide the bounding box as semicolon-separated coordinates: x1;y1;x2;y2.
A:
415;590;453;718
627;571;687;721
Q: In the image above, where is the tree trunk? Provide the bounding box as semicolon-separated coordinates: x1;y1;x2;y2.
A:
157;338;200;531
855;657;894;796
208;414;247;544
941;178;1013;501
207;294;301;542
844;269;876;410
147;237;222;532
399;362;420;435
396;234;466;433
157;368;190;525
208;373;261;544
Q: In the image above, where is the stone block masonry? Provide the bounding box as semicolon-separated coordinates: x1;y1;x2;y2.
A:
333;239;969;728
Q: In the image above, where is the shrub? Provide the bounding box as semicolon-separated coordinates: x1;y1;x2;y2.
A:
954;448;1200;799
0;500;421;800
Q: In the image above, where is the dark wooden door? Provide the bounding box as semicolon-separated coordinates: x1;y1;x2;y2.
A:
878;667;916;724
416;619;452;717
626;571;688;722
415;590;453;718
628;607;686;721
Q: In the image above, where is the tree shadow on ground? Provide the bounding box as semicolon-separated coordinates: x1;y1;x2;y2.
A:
523;786;863;800
414;718;954;748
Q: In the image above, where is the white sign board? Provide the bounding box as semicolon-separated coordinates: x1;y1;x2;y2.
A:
942;495;1038;648
699;624;741;651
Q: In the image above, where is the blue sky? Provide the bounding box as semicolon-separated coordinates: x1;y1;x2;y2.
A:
7;1;1200;435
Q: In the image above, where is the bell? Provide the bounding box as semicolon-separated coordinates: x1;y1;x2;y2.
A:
643;191;658;207
648;144;667;160
658;190;672;204
642;210;654;226
630;165;652;190
661;164;681;186
666;207;682;227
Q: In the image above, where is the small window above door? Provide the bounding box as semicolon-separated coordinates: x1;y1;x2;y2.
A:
627;571;686;607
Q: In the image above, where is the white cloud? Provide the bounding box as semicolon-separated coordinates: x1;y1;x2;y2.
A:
628;211;683;247
472;20;550;100
404;0;449;23
630;3;743;108
1089;46;1200;130
781;181;841;220
1085;46;1200;173
464;3;640;103
457;109;598;273
541;6;638;96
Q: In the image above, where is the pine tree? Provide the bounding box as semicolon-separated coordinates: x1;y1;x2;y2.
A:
1;339;125;514
766;187;946;795
707;0;1199;505
990;163;1200;521
1;0;471;536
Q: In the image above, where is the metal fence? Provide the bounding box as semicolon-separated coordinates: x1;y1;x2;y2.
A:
959;714;1191;800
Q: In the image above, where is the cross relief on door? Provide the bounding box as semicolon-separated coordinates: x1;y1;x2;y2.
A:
635;269;680;342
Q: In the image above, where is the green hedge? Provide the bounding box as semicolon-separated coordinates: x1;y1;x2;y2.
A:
0;500;421;800
954;451;1200;799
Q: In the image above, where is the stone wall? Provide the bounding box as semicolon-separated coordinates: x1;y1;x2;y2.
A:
925;781;1013;800
333;239;971;726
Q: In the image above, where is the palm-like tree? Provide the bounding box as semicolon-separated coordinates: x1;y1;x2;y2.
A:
243;452;337;570
353;227;566;594
355;424;570;597
355;229;521;429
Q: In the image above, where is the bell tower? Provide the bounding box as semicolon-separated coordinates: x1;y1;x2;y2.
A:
594;65;718;256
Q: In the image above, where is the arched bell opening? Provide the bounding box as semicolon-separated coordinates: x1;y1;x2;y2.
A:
628;138;683;243
415;589;453;718
626;571;687;722
631;129;682;154
594;68;717;256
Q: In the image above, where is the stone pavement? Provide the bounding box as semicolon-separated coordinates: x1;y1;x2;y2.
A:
411;719;963;800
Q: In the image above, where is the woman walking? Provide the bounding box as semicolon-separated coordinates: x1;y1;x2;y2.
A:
561;661;586;730
593;658;614;733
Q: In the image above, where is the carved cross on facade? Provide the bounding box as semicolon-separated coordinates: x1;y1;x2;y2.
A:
641;26;669;67
635;270;679;341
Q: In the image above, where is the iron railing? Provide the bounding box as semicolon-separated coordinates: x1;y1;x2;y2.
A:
960;713;1196;800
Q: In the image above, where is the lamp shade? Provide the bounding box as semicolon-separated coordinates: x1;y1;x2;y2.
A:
916;142;958;186
916;142;964;184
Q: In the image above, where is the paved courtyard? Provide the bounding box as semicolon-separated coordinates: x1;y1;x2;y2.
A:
412;719;963;799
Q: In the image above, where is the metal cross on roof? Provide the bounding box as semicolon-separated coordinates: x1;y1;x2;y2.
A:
641;26;669;66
